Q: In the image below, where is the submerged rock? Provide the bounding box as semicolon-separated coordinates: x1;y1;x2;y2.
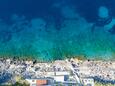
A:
0;31;12;43
91;17;112;32
108;25;115;34
96;17;112;27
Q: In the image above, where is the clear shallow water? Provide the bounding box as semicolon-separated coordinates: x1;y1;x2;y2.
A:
0;0;115;61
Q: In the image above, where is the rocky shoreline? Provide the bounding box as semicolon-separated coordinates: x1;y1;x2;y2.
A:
0;58;115;85
0;57;69;85
77;59;115;84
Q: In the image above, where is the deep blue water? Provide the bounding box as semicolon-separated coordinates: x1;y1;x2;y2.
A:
0;0;115;22
0;0;115;60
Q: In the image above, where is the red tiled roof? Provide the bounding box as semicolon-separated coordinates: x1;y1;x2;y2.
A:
36;80;48;85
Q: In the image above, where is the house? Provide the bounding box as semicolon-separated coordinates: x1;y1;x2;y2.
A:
53;75;69;82
26;77;54;86
51;71;70;82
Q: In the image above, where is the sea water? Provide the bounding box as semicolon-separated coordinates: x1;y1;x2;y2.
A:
0;0;115;61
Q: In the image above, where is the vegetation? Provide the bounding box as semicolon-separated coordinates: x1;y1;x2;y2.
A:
12;82;29;86
0;82;29;86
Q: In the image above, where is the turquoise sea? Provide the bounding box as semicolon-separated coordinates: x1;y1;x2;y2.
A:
0;0;115;61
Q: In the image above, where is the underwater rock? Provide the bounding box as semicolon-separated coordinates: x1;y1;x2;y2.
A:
10;14;25;22
31;18;46;30
61;6;79;19
92;6;112;32
9;21;29;33
96;17;112;27
0;31;12;43
108;25;115;34
91;17;112;32
9;14;29;33
98;6;109;18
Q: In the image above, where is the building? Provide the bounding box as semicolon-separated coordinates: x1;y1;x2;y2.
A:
53;75;69;82
26;77;54;86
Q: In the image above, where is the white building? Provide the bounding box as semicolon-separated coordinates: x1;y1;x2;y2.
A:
26;78;54;86
51;72;70;82
53;75;65;82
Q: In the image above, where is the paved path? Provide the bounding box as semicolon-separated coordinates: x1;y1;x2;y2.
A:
66;59;81;84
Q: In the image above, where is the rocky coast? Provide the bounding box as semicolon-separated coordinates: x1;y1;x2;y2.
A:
0;57;115;85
